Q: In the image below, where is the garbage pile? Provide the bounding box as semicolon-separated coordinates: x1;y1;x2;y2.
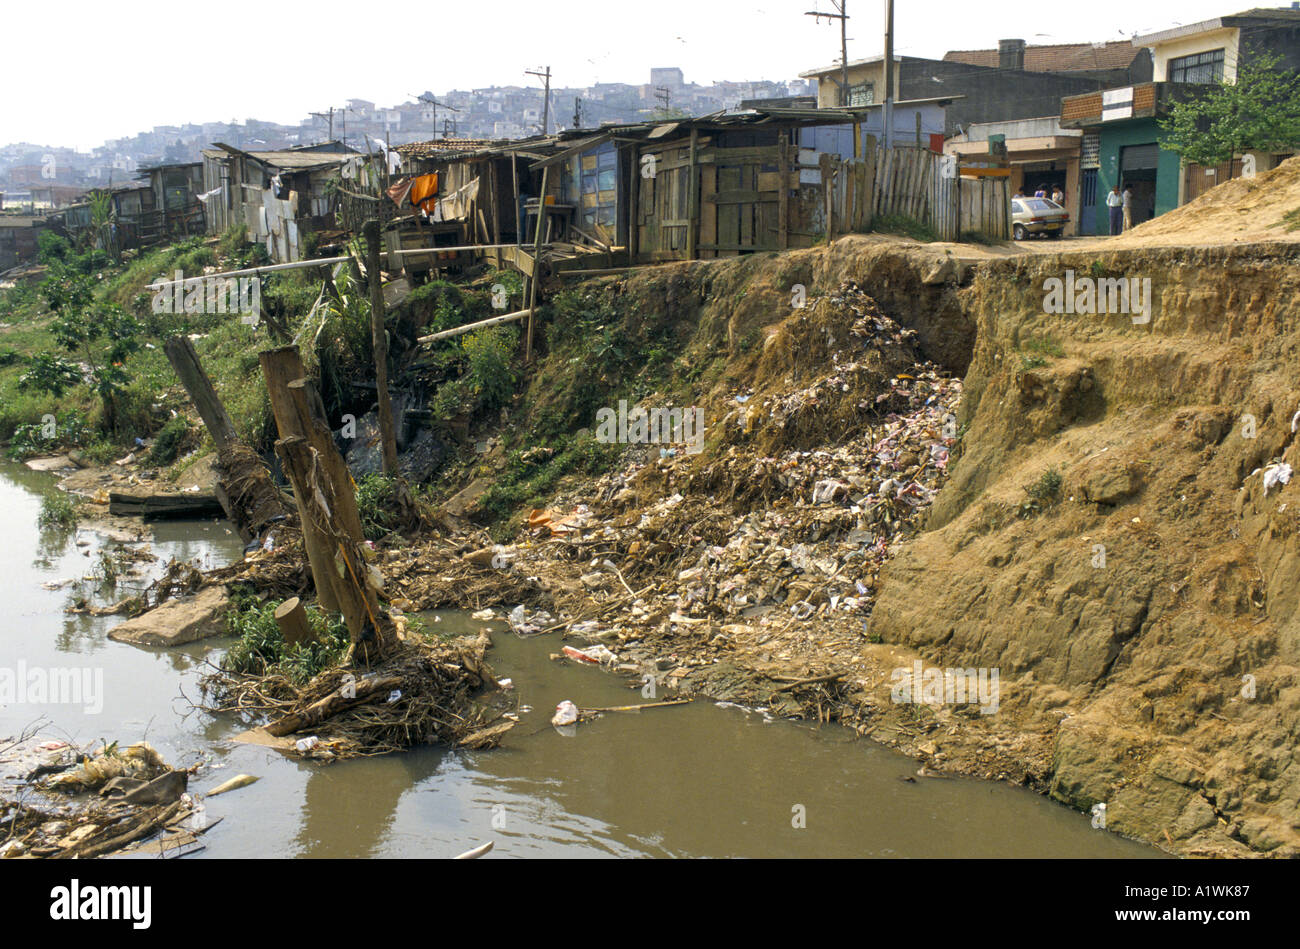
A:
1;738;211;859
538;284;962;627
380;282;962;714
200;632;516;759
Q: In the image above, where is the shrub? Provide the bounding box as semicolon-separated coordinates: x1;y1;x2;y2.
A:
149;415;193;466
38;491;81;530
222;592;351;684
354;473;401;541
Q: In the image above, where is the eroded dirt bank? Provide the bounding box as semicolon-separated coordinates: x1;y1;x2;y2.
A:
390;237;1298;858
874;242;1300;858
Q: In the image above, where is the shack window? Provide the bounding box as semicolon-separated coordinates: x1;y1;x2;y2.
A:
578;141;619;239
1169;49;1224;84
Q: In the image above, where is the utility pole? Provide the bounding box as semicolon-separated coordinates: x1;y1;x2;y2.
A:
526;67;552;134
573;97;582;129
413;93;460;139
806;2;850;108
655;86;672;111
883;0;895;150
309;108;335;143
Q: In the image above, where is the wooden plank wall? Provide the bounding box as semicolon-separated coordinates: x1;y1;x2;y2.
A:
958;177;1010;240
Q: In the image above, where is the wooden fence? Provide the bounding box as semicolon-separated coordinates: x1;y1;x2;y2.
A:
823;145;1010;243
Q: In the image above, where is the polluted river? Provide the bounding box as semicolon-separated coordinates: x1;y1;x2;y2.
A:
0;461;1158;858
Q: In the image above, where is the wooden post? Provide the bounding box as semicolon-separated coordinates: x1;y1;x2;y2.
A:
163;337;238;452
777;133;790;251
164;336;288;543
274;434;378;650
362;221;398;475
820;152;835;245
627;144;640;262
526;166;550;363
686;128;700;261
259;347;340;612
275;596;314;646
260;351;394;659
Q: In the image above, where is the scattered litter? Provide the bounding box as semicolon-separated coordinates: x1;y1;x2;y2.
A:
295;737;320;753
508;604;555;637
1264;463;1293;495
561;644;618;665
206;773;260;797
551;700;580;727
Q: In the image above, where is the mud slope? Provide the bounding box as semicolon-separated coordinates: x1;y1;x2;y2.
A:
872;243;1300;856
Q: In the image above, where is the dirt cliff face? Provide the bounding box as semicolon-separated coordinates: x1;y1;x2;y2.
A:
872;243;1300;856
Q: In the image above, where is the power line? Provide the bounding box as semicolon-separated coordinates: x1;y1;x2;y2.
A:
805;2;851;107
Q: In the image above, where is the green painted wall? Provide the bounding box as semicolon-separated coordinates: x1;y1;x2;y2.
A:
1087;117;1181;234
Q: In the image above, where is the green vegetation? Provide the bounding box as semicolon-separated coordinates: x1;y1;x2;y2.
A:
1020;467;1063;517
38;491;81;531
871;214;939;243
148;415;193;466
478;436;622;533
1019;335;1065;369
1282;208;1300;232
222;591;351;684
1021;336;1065;359
0;229;289;454
355;474;401;541
1160;51;1300;167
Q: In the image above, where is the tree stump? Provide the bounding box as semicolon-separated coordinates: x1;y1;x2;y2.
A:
274;597;314;647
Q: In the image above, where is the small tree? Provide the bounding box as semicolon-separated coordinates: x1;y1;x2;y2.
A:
1160;51;1300;167
20;264;142;433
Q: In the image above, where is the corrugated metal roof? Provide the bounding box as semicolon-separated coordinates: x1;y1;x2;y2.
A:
206;143;355;170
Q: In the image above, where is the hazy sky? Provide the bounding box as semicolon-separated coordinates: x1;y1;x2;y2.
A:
3;0;1254;149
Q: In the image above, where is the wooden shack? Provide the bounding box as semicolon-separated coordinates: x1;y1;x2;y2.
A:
201;143;357;262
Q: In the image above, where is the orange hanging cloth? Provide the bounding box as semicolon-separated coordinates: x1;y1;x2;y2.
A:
408;172;439;215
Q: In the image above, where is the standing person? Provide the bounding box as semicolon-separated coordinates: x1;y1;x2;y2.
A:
1051;185;1065;206
1122;184;1134;231
1034;184;1047;198
1107;184;1124;236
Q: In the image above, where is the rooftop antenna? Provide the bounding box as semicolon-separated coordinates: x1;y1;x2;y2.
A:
413;93;460;139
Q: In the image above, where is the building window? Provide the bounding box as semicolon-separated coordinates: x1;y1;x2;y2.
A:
847;82;875;106
1169;49;1225;84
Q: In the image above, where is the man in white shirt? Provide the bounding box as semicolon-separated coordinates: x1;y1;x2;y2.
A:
1107;185;1124;235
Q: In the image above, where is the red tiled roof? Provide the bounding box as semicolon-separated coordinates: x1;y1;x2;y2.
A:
395;139;503;159
943;40;1141;73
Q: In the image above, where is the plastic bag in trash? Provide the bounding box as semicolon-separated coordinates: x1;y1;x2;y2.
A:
1264;463;1293;495
551;700;579;727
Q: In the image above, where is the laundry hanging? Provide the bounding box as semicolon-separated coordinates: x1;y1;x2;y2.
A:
408;173;440;215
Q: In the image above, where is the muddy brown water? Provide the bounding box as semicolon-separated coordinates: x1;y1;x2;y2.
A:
0;461;1159;858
